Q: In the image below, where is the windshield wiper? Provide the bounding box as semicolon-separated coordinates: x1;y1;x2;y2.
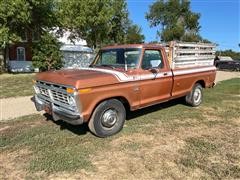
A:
89;64;95;68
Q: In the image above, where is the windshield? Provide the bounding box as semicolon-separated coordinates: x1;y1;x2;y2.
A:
92;48;141;69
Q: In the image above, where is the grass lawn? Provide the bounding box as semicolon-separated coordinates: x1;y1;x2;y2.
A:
0;78;239;179
0;73;35;98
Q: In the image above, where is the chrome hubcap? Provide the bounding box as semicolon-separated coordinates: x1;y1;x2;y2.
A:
193;88;201;103
101;109;118;128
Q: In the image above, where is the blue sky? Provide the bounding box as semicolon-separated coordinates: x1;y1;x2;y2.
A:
127;0;240;51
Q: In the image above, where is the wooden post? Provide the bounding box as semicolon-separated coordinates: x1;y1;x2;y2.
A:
168;41;175;69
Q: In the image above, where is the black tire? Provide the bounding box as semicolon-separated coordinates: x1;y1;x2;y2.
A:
185;83;203;107
88;99;126;137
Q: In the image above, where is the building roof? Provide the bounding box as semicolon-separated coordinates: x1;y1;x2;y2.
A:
60;44;93;52
51;29;93;52
57;30;87;46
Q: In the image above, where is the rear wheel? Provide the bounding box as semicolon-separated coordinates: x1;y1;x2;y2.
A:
88;99;126;137
185;83;203;107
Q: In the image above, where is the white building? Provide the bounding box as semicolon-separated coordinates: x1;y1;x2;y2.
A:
58;30;94;68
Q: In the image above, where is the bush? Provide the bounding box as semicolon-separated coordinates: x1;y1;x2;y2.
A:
32;32;63;71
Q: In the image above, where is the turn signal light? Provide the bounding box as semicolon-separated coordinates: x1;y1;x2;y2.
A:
79;88;92;94
66;87;75;94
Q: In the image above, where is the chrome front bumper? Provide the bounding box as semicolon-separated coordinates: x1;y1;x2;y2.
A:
33;95;84;125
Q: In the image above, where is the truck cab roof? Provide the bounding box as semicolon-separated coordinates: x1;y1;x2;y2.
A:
101;44;164;50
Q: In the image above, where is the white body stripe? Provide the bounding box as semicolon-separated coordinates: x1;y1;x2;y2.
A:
173;66;216;76
79;66;216;82
79;68;134;82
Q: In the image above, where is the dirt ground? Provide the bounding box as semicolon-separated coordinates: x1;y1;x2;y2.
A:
0;70;239;121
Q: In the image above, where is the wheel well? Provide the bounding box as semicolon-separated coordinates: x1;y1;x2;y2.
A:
90;96;131;119
115;96;131;111
101;97;130;111
195;80;205;88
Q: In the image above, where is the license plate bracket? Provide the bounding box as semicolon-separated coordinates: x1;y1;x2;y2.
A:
44;103;52;115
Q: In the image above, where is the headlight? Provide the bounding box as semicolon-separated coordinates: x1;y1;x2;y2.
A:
68;96;76;106
33;85;40;94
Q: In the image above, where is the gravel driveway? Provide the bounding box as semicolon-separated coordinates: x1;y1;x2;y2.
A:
0;71;239;121
215;70;239;83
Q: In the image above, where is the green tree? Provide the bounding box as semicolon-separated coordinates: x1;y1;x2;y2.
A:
58;0;130;49
59;0;145;48
32;32;63;71
0;0;60;72
0;0;30;72
0;0;58;45
146;0;202;42
107;0;129;44
59;0;111;49
216;50;240;60
125;24;145;44
0;0;30;46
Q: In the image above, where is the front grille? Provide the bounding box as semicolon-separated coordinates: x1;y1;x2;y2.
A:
52;90;69;104
38;86;50;97
35;81;72;106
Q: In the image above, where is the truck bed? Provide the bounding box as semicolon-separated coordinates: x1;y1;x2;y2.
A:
161;41;216;69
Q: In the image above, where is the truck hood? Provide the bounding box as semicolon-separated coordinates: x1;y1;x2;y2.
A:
36;68;125;89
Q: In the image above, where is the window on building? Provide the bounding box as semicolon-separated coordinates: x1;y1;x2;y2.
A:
32;29;40;41
20;31;28;42
17;47;26;61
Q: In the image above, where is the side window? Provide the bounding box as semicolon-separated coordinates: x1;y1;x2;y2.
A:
142;50;163;69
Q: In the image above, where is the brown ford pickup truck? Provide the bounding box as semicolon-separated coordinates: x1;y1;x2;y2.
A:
33;42;216;137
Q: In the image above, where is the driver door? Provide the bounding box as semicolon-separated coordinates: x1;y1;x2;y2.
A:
139;49;172;107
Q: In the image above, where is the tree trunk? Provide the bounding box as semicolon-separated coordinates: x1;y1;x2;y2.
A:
0;47;6;73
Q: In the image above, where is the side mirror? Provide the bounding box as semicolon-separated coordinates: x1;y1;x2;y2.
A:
150;68;159;74
149;68;159;79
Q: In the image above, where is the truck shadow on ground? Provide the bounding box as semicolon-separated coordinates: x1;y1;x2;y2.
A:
43;98;186;136
126;97;185;120
43;113;89;136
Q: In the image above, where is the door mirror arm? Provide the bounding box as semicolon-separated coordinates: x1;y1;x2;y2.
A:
149;68;159;80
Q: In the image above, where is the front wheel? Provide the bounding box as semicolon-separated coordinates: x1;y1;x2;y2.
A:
88;99;126;137
185;83;203;107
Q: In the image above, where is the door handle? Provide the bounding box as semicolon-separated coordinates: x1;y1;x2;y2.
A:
163;72;168;76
